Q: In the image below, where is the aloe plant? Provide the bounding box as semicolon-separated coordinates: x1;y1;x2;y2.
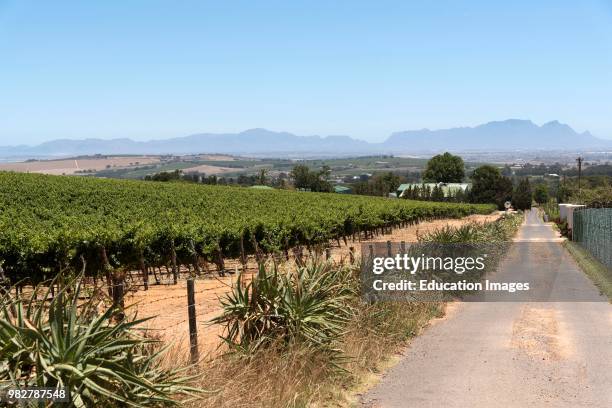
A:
0;278;201;407
213;261;357;353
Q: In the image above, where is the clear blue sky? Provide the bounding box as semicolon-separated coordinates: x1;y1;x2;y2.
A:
1;0;612;145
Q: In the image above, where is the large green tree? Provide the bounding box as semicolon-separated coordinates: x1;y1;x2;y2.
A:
423;152;465;183
533;184;549;205
373;172;401;196
494;176;514;210
290;165;312;189
290;165;332;192
513;178;532;210
469;165;513;210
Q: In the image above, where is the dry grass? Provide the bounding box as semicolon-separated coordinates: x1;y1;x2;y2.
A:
170;300;444;408
158;215;513;407
564;241;612;301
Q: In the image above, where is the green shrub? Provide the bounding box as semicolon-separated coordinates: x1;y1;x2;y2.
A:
0;278;201;407
212;261;357;353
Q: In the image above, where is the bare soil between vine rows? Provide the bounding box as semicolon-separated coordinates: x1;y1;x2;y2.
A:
124;212;502;356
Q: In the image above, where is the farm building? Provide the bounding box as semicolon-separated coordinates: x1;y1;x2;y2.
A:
396;182;470;198
334;185;353;194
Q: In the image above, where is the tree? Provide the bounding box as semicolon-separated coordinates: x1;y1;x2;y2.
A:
494;176;514;210
290;165;313;190
470;165;499;203
501;165;513;177
257;168;269;185
513;178;532;210
290;165;332;192
372;172;401;196
423;152;465;183
351;172;401;197
533;184;549;205
469;165;513;210
431;185;445;201
556;182;571;203
144;169;183;182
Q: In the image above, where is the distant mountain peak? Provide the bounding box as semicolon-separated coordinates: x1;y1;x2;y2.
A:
0;119;609;158
478;118;536;128
385;119;609;152
241;128;275;135
542;120;570;129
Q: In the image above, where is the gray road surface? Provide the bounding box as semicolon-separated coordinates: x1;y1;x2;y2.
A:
361;210;611;407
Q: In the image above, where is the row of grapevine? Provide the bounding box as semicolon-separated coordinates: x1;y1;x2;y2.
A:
0;172;496;283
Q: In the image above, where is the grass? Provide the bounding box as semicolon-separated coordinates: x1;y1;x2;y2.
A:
180;300;443;408
564;241;612;301
174;215;520;407
541;199;560;221
188;259;443;407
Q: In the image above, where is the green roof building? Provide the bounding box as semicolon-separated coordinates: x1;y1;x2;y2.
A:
334;185;353;194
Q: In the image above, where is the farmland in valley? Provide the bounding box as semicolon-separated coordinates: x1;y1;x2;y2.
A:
0;156;161;175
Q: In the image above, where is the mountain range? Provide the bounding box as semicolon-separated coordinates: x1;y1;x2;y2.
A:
1;120;610;158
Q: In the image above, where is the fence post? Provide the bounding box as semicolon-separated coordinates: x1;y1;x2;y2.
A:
112;277;125;321
387;240;392;257
187;278;199;363
349;247;355;264
400;241;406;254
171;240;179;284
325;248;331;260
140;254;148;291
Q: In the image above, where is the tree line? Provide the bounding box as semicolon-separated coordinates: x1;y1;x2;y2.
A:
142;152;551;211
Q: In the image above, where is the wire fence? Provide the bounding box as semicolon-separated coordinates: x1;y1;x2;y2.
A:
573;207;612;268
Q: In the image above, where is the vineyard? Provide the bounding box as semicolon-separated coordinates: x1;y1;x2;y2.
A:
0;172;495;284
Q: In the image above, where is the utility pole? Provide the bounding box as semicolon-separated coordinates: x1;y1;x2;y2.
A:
576;156;583;200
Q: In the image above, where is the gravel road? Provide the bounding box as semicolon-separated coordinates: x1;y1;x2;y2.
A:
361;210;611;407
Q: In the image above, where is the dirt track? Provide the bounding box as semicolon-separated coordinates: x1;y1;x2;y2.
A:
361;210;611;407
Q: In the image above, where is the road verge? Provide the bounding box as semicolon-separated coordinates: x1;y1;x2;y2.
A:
564;241;612;301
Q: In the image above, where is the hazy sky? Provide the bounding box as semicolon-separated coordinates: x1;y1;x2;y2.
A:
1;0;612;145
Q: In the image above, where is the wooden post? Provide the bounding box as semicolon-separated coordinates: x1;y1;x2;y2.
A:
112;278;125;321
216;248;226;276
190;240;202;276
100;246;113;297
187;279;199;364
349;247;355;264
325;248;331;260
400;241;406;254
140;254;148;291
171;240;178;284
240;234;248;272
387;240;392;257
